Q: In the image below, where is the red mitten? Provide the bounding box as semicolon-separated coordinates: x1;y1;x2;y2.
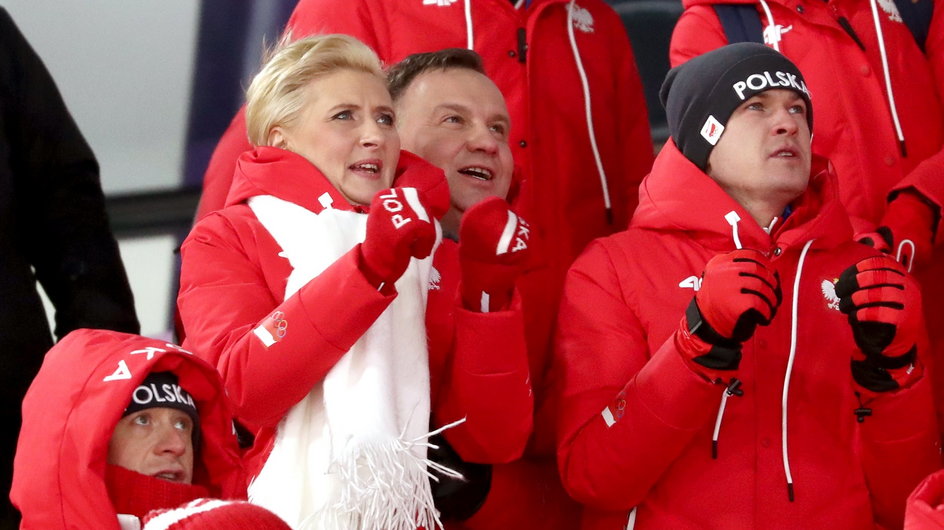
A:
360;187;437;288
835;255;923;392
876;191;937;271
458;197;530;312
142;499;291;529
395;150;450;220
679;249;782;379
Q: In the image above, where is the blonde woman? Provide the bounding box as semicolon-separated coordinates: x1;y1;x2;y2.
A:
177;35;533;529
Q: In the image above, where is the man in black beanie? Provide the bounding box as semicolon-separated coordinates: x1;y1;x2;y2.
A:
552;43;940;529
660;42;812;174
109;372;201;485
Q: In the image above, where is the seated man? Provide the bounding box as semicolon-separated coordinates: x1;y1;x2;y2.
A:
553;43;941;529
11;329;289;529
388;48;579;529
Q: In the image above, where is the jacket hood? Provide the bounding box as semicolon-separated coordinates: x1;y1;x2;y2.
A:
632;140;852;252
11;329;243;530
225;146;450;219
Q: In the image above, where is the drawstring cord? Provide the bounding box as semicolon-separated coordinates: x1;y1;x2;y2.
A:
758;0;783;51
869;0;908;157
567;0;613;224
710;212;747;459
463;0;474;49
725;211;743;249
712;378;744;459
896;239;916;272
781;238;814;502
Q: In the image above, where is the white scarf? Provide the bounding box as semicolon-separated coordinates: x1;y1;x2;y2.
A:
245;193;458;529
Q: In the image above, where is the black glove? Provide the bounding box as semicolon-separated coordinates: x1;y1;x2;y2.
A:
427;432;492;521
835;256;922;392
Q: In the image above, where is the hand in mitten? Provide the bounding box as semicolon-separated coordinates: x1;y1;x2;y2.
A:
360;187;437;288
394;150;450;220
835;255;923;392
874;192;937;271
458;197;530;312
677;249;782;380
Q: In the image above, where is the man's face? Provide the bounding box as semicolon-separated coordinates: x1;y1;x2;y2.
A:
108;407;195;484
395;68;514;230
707;89;811;220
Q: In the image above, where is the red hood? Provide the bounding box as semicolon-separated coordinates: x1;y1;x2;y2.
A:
225;146;450;219
632;140;853;253
11;329;243;530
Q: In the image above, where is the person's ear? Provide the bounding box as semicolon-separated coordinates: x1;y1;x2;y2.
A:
268;126;288;149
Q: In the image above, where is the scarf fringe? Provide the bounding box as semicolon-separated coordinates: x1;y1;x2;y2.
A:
302;418;466;530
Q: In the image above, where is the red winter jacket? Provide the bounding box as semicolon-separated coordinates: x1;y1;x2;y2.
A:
670;0;944;453
553;141;941;529
906;469;944;529
177;147;532;484
11;329;245;529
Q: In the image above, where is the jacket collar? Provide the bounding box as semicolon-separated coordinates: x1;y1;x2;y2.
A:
631;140;852;254
226;147;450;218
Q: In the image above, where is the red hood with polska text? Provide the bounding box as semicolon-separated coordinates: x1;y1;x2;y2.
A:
11;329;244;529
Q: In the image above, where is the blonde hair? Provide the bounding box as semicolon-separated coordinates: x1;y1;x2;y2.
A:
245;34;384;146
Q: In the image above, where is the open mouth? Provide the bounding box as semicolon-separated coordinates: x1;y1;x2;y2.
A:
458;166;493;181
772;148;798;158
349;161;380;174
154;470;184;482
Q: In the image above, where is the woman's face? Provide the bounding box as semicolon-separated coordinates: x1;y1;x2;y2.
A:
270;69;400;205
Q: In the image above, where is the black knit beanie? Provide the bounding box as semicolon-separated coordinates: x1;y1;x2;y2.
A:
124;371;199;428
660;42;813;170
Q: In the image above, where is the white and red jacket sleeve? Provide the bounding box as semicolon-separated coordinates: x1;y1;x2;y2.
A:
178;212;394;430
553;240;721;510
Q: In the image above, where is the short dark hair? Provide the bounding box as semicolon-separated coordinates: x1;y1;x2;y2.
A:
387;48;485;101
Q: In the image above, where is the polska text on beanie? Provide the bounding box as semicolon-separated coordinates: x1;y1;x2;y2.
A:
660;42;813;170
124;371;199;427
